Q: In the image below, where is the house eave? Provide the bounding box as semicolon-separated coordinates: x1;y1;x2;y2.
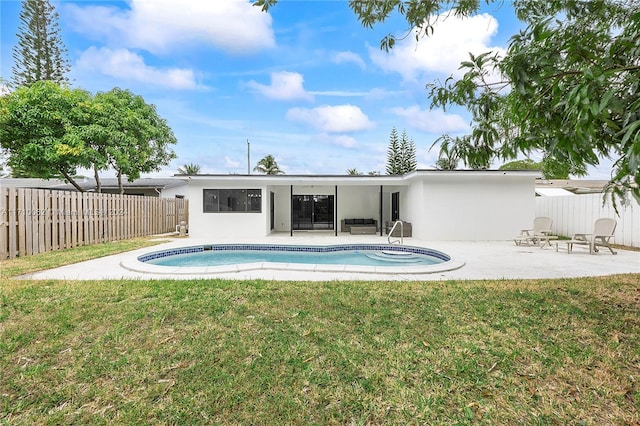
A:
179;169;541;186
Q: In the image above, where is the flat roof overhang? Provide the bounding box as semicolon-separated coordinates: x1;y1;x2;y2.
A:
178;170;540;187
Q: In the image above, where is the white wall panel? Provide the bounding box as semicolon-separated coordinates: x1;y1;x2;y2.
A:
187;182;267;239
536;193;639;247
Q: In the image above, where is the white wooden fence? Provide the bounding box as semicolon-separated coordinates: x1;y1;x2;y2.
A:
535;193;639;248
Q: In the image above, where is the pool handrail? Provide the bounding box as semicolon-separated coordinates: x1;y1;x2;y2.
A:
388;220;404;245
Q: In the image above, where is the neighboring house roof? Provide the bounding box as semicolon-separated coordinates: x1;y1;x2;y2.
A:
0;177;186;192
536;179;609;195
0;178;70;189
535;187;575;197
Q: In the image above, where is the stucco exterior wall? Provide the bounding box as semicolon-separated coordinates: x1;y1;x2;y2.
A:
187;181;267;239
404;173;535;240
185;172;537;240
160;184;188;199
270;185;290;232
337;186;380;225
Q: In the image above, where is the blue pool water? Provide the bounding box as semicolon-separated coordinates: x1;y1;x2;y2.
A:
139;244;449;268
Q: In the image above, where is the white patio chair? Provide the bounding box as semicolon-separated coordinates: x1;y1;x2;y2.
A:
514;216;554;247
560;218;617;254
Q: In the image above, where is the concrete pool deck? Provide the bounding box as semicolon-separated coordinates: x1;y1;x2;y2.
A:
16;233;640;281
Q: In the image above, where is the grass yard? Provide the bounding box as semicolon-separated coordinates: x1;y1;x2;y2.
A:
1;241;639;424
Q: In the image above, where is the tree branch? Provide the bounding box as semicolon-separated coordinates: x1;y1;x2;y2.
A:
59;169;84;192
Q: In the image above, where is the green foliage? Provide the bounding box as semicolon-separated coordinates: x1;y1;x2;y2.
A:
12;0;70;86
84;88;177;193
540;158;572;180
348;0;482;52
253;0;640;204
346;168;362;175
434;136;460;170
0;82;177;191
177;163;201;175
429;1;640;203
399;129;417;173
428;51;512;171
385;127;401;174
0;81;91;190
499;159;539;171
387;128;417;175
254;154;284;174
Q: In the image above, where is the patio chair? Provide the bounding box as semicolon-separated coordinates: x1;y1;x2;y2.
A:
514;216;553;247
559;218;617;255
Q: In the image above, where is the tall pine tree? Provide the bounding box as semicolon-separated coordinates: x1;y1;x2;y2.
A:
385;127;401;175
386;127;417;175
12;0;70;87
399;129;417;174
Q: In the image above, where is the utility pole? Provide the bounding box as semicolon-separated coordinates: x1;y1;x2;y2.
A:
247;139;250;175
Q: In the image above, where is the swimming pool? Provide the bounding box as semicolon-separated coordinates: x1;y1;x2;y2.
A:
124;244;464;275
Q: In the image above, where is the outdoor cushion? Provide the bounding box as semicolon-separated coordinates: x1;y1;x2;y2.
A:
354;219;364;224
345;219;354;225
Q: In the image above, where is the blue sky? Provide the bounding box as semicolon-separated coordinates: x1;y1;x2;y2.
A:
0;0;611;178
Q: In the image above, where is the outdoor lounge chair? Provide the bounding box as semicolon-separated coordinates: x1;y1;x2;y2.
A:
558;218;617;254
514;216;554;247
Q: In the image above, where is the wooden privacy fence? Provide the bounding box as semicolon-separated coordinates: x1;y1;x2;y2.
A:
0;187;189;259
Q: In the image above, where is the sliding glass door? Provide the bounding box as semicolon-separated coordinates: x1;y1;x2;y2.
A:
292;195;334;230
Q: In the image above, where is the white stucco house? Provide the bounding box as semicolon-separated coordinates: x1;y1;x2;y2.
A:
180;170;539;241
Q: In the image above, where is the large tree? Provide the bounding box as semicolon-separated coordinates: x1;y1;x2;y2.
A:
0;83;177;192
386;127;417;175
385;127;401;174
84;88;177;193
0;81;90;190
399;129;417;174
12;0;70;86
255;0;640;204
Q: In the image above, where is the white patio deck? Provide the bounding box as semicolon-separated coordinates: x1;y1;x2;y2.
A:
17;232;640;281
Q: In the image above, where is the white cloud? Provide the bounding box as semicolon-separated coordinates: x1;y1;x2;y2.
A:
76;47;201;90
65;0;275;54
391;105;469;133
246;72;314;101
286;105;374;133
0;84;11;96
369;10;506;82
332;51;366;69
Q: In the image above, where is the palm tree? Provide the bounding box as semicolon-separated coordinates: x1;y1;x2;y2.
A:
253;155;284;175
177;163;201;175
346;168;362;175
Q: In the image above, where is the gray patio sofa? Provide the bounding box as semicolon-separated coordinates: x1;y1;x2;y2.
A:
341;218;378;234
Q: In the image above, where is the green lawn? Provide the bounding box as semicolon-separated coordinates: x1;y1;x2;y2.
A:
1;241;638;424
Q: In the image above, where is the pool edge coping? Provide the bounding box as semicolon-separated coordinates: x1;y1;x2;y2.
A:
120;243;466;276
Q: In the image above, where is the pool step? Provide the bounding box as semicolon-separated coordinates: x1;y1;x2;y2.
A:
364;251;424;263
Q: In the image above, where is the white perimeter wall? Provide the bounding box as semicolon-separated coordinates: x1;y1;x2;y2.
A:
536;193;639;247
404;174;535;240
187;181;268;239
